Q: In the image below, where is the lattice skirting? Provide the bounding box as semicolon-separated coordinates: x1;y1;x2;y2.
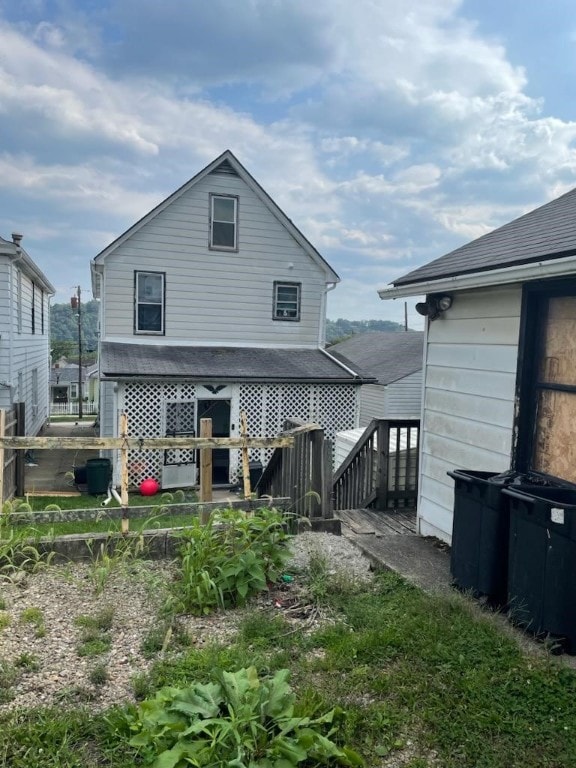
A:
116;381;358;488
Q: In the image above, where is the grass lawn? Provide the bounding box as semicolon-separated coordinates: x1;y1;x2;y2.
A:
1;565;575;767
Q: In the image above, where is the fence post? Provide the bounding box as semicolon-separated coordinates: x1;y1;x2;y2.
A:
15;402;25;497
240;410;251;500
120;412;130;533
376;420;390;510
199;418;213;516
310;428;324;518
0;410;4;504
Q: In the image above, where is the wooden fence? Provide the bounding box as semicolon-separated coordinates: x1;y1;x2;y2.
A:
257;419;333;521
333;419;420;511
0;403;25;504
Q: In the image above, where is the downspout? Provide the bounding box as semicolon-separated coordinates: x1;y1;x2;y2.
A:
319;281;338;347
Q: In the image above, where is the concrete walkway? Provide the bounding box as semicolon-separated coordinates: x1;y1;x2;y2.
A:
24;421;100;494
337;508;452;595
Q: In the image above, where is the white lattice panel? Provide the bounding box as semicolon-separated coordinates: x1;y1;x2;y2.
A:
123;382;196;487
238;383;358;471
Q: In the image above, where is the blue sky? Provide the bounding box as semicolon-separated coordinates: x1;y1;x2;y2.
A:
2;0;576;328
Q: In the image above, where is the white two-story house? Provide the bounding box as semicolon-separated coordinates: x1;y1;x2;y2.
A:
91;151;368;489
0;234;54;435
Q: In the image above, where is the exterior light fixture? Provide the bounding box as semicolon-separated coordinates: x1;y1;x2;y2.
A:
415;294;453;321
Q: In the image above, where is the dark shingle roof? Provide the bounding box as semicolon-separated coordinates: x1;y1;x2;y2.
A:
100;343;374;384
329;332;423;385
393;186;576;287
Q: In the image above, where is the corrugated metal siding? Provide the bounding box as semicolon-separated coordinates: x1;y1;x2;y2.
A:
102;174;326;346
417;285;522;542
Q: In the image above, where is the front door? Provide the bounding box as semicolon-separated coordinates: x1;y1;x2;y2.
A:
197;399;231;484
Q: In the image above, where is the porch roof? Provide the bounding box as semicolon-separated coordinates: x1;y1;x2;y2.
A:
100;342;375;384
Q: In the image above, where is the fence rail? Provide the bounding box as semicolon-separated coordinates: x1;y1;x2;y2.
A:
333;419;420;511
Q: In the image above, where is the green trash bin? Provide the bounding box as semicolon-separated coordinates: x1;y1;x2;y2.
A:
86;458;112;495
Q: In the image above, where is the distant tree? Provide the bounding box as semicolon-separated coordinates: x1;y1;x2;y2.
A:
325;318;406;344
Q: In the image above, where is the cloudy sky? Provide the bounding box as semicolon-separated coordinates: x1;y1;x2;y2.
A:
2;0;576;327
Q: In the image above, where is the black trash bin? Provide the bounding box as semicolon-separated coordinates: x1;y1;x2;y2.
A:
85;458;112;495
503;485;576;652
249;460;263;490
448;469;516;606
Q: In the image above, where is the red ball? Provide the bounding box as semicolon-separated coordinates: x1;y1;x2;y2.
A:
139;478;160;496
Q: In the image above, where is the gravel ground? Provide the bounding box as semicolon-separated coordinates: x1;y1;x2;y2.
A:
0;532;373;713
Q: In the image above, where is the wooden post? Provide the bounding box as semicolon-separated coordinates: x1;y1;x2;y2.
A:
240;410;251;500
376;420;390;511
120;412;129;533
15;402;25;497
0;410;5;505
199;418;213;514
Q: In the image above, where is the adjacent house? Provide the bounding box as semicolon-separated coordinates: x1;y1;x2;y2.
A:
50;361;99;413
330;331;423;426
379;186;576;542
0;233;54;435
91;150;368;489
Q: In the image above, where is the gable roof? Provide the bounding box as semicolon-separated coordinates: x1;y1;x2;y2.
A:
390;186;576;289
99;342;374;384
91;150;339;296
0;235;55;294
329;331;423;385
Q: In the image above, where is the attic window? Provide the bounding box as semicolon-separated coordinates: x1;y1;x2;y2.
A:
135;271;165;334
210;194;238;250
273;282;301;321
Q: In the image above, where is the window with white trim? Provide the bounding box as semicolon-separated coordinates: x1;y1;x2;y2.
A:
210;194;238;250
135;271;165;334
273;282;301;321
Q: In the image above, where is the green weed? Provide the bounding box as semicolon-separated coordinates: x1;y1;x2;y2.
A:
14;652;39;672
89;663;109;686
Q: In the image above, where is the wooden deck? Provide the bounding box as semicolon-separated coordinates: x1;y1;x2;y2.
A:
336;507;417;536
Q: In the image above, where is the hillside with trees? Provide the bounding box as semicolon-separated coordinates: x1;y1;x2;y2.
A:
50;299;99;363
326;318;405;344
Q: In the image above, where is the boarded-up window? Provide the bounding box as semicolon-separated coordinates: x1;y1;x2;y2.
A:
532;296;576;483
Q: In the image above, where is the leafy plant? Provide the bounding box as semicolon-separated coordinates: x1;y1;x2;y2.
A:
126;666;362;768
87;534;147;594
170;507;291;614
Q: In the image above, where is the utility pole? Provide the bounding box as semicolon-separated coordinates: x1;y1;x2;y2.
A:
70;286;83;420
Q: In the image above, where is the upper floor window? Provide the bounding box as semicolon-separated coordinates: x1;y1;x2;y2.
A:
273;282;301;321
135;271;165;334
210;194;238;250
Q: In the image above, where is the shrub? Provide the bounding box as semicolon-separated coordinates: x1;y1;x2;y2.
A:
170;507;291;614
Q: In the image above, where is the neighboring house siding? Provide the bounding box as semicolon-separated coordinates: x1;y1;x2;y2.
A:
101;381;116;437
358;385;385;426
358;371;422;425
101;173;326;346
0;261;11;396
418;285;522;542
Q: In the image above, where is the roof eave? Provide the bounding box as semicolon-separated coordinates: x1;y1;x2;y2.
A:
379;253;576;300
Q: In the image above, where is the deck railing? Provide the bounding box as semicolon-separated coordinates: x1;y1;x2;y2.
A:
333;419;420;511
256;419;333;520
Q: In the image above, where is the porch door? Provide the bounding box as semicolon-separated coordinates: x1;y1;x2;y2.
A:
162;400;197;489
197;399;231;484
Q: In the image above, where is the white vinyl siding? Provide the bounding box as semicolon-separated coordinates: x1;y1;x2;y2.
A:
418;285;522;542
101;173;326;346
0;257;51;434
358;370;422;426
